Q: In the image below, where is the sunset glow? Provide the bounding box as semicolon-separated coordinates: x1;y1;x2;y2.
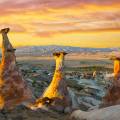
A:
0;0;120;48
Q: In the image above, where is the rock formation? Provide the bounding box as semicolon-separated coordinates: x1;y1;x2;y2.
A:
30;52;72;112
101;56;120;107
0;28;32;110
68;105;120;120
113;56;120;80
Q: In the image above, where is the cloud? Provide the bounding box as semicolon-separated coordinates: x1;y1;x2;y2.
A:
31;16;120;38
0;0;120;15
0;23;26;33
34;26;120;38
0;0;120;47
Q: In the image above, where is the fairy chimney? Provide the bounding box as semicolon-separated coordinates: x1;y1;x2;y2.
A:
101;55;120;107
111;56;120;80
30;52;72;112
0;28;32;110
42;52;68;99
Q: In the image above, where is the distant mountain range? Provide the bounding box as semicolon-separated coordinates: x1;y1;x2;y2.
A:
0;45;120;56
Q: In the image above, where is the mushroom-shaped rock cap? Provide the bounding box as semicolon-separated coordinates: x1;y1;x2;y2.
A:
110;55;120;60
0;28;10;33
0;28;16;52
53;52;68;56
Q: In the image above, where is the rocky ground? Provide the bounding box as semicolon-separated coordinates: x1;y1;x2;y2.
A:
0;61;113;120
0;107;68;120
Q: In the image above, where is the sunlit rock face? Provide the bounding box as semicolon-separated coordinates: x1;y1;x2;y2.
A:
0;28;32;110
43;52;68;99
31;52;72;112
114;59;120;80
101;57;120;107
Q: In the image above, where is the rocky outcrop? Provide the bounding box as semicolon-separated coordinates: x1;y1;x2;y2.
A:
0;28;32;110
101;80;120;107
30;52;72;112
101;56;120;107
68;105;120;120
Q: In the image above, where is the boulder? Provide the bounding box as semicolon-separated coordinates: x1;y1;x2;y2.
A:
68;105;120;120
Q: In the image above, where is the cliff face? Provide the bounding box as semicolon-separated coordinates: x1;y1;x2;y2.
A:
0;28;32;109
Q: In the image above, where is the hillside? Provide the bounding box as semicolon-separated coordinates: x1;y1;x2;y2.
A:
0;45;118;57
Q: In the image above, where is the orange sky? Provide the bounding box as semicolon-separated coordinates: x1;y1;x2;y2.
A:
0;0;120;48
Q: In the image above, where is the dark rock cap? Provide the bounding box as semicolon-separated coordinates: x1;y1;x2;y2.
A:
53;51;68;56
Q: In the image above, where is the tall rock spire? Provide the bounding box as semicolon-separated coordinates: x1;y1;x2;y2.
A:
101;56;120;107
113;57;120;80
42;52;68;99
30;52;72;112
0;28;32;110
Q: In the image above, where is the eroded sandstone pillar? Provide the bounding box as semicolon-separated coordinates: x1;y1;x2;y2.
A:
113;58;120;80
31;52;72;112
0;28;32;110
43;52;68;99
101;56;120;107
